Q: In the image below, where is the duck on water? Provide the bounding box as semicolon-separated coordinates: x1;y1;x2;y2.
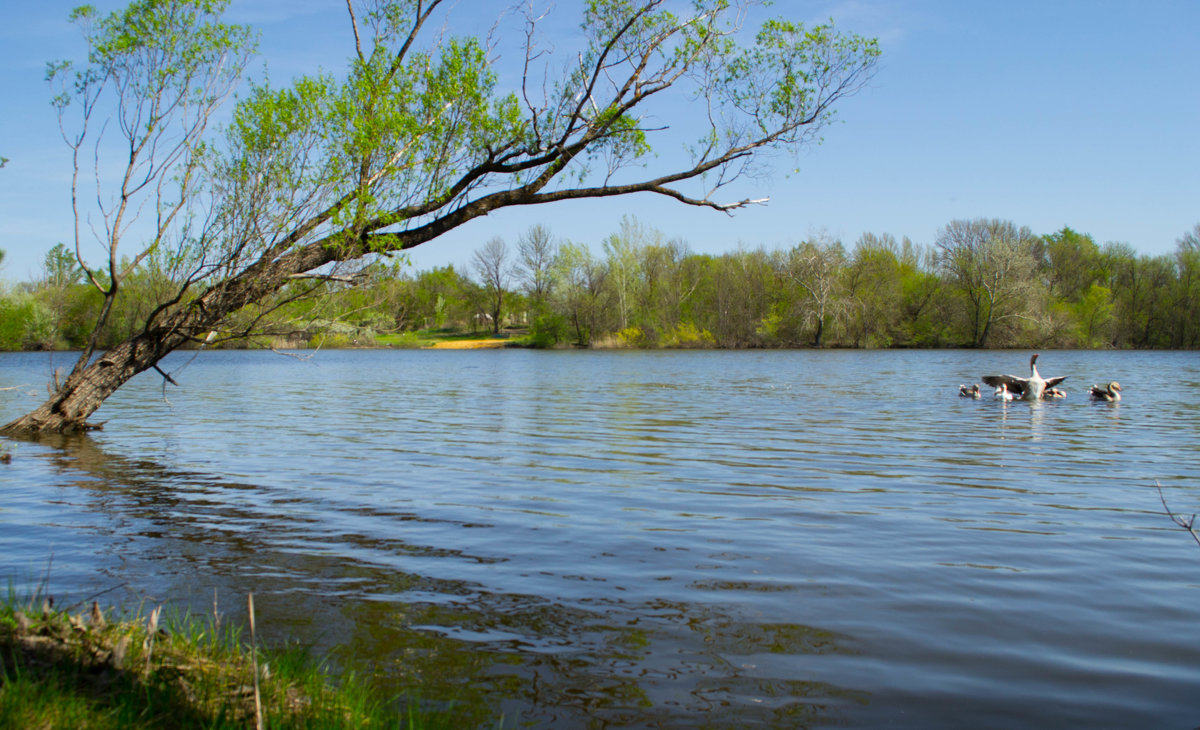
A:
1089;382;1122;401
982;353;1068;400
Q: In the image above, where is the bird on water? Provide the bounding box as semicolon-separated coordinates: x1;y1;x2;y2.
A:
1089;382;1122;401
982;353;1068;400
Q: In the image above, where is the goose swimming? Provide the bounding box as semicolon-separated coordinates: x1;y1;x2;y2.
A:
1089;382;1121;401
1045;387;1067;399
982;353;1067;400
994;382;1015;401
959;383;981;398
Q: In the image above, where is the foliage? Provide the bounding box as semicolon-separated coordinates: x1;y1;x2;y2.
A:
11;0;1200;433
46;0;256;361
528;312;570;348
776;234;846;347
935;218;1040;348
616;325;648;348
5;218;1200;353
663;321;716;348
8;0;888;433
0;295;34;350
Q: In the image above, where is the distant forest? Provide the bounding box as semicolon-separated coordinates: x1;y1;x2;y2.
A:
3;217;1199;351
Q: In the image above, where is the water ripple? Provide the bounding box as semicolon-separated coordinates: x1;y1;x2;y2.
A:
2;349;1200;727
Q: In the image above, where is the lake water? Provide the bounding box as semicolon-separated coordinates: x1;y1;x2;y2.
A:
2;349;1199;727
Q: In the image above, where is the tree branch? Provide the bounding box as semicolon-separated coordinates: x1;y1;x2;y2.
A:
345;0;364;62
1157;481;1200;549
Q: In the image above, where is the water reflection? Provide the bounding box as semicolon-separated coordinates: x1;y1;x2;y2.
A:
1091;398;1123;426
5;433;865;727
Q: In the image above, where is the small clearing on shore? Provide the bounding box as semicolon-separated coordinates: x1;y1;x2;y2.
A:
426;339;510;349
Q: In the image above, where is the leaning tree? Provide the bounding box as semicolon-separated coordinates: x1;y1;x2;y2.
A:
2;0;879;435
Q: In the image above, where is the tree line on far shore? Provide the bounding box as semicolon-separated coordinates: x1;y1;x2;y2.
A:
2;216;1198;352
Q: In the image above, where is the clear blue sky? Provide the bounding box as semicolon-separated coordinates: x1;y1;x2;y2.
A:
1;0;1197;282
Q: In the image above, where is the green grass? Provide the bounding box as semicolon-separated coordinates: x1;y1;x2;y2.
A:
0;588;432;729
374;328;530;348
374;331;436;348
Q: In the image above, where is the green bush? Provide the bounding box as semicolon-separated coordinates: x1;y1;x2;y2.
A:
0;296;29;350
616;326;647;348
528;313;569;348
663;321;715;348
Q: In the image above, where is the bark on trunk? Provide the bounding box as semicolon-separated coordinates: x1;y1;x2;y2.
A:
0;331;185;435
1;234;342;437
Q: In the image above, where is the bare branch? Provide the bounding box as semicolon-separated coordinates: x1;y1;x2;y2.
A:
286;272;362;284
1157;481;1200;549
346;0;365;62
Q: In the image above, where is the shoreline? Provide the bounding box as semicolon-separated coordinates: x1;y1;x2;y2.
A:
425;338;512;349
0;592;436;728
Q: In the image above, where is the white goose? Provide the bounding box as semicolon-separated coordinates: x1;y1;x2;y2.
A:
994;382;1015;401
982;353;1068;400
1089;382;1121;401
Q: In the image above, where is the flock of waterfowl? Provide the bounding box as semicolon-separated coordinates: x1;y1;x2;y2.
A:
957;353;1122;402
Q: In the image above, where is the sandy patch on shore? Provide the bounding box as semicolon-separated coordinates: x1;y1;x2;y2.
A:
426;339;509;349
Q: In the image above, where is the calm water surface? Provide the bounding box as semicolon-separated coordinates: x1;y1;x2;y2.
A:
2;349;1199;727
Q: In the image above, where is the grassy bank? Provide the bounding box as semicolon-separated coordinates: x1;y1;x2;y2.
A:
375;328;528;349
0;589;424;729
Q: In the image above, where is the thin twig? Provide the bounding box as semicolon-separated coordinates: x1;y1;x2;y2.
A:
34;554;54;611
153;364;179;386
286;272;362;284
268;347;316;361
249;592;263;730
1156;480;1200;549
61;582;129;613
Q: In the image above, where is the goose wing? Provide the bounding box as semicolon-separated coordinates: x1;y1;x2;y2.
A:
1044;375;1068;389
982;374;1029;396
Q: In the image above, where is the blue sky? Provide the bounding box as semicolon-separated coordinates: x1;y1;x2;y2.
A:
1;0;1197;282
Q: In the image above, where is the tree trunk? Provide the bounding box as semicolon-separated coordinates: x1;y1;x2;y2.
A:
0;331;186;435
1;234;342;437
976;298;994;348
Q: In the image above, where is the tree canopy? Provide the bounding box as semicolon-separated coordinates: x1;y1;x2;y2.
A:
1;0;880;435
4;217;1199;356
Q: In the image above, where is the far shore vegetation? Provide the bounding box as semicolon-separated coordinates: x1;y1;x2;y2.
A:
3;218;1199;354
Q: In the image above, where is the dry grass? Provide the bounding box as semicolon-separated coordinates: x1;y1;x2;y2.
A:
0;590;424;729
425;339;510;349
